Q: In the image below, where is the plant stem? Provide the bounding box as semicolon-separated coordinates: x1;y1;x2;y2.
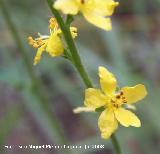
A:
111;134;122;154
47;0;92;88
0;0;69;149
46;0;122;154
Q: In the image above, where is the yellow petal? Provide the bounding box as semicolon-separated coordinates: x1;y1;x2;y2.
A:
94;0;119;16
33;44;47;65
84;88;108;109
82;10;112;31
54;0;79;15
98;66;117;95
46;33;64;57
80;0;118;31
121;84;147;104
114;108;141;127
73;107;95;114
98;109;118;139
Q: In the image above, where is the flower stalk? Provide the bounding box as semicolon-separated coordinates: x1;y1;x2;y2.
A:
46;0;122;154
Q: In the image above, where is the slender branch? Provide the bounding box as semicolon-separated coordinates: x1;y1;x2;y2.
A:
46;0;122;154
0;0;69;149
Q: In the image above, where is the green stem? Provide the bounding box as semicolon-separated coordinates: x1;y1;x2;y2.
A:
46;0;122;154
111;134;121;154
47;0;92;88
0;0;69;149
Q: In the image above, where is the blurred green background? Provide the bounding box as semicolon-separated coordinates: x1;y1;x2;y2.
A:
0;0;160;154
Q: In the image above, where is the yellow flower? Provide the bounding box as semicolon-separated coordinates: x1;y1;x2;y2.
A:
54;0;119;31
28;18;77;65
73;66;147;139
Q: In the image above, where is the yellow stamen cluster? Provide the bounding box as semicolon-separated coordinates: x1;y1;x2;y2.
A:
116;91;127;104
111;91;127;108
28;36;44;48
28;17;77;65
49;17;58;30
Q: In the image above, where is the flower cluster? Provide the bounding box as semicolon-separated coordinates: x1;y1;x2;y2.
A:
28;18;77;65
28;0;148;140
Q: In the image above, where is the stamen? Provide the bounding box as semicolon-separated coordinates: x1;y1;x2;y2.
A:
116;95;120;99
28;36;45;48
113;104;118;108
28;36;34;45
32;43;39;48
49;17;58;30
120;91;123;95
81;0;85;4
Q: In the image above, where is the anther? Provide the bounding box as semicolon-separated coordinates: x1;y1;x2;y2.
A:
113;104;118;108
81;0;85;4
123;99;127;103
33;43;39;48
120;91;123;95
28;36;33;41
28;36;35;46
116;95;120;99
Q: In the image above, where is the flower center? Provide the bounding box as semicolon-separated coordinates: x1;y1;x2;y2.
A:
110;91;127;109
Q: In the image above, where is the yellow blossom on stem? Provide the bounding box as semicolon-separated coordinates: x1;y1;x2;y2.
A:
28;18;77;65
54;0;119;31
73;66;147;139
